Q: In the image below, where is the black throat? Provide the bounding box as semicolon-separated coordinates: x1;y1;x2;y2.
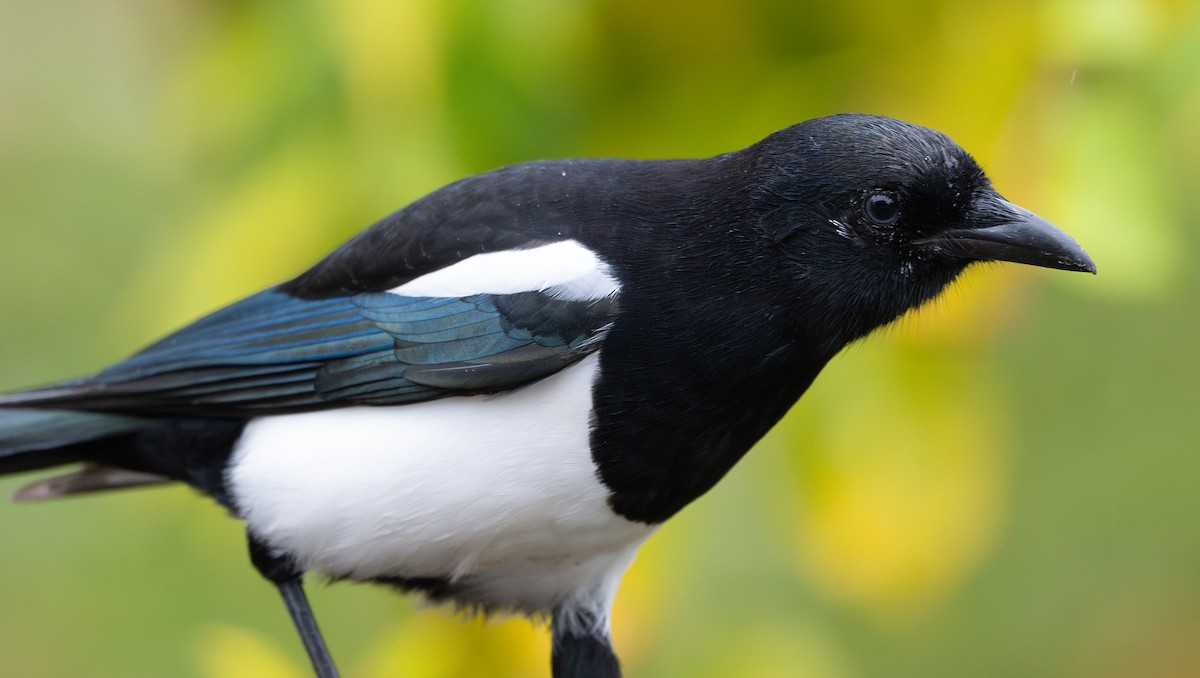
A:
588;305;829;524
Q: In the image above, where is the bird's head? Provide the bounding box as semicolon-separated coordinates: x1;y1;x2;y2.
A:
746;113;1094;348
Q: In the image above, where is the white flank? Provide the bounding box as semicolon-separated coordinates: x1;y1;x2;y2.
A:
227;354;654;615
388;239;620;301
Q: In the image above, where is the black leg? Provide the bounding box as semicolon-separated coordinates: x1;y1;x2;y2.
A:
275;578;340;678
248;535;341;678
551;606;621;678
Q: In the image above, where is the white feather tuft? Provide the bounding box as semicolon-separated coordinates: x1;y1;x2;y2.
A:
388;240;620;301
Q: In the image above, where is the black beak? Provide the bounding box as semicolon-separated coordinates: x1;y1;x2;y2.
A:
917;194;1096;274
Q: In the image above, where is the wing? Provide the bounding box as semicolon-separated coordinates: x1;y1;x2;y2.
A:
1;158;637;417
3;288;615;416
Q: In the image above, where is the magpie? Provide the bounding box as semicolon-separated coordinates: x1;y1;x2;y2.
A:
0;114;1094;678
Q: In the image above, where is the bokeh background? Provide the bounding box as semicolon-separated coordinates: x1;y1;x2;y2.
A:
0;0;1197;676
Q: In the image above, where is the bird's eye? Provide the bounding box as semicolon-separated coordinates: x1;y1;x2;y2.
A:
864;193;900;226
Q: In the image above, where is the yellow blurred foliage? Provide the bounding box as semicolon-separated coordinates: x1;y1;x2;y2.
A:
112;140;352;340
357;614;548;678
790;352;1009;623
702;622;856;678
1048;93;1181;299
194;625;307;678
323;0;445;106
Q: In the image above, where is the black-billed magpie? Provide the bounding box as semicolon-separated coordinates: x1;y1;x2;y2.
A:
0;114;1093;677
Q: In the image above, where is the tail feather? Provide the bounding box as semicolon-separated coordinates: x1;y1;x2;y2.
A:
0;407;245;505
13;463;169;502
0;408;150;475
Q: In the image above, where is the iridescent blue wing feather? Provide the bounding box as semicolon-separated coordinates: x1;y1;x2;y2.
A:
1;289;615;416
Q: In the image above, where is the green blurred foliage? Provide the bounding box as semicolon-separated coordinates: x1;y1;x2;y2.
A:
0;0;1198;676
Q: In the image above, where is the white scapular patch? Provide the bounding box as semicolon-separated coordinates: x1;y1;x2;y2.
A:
227;354;654;615
388;239;620;301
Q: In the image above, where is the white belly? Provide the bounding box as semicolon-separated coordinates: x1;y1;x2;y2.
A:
226;354;654;614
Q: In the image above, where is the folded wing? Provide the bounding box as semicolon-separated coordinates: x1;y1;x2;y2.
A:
0;289;616;416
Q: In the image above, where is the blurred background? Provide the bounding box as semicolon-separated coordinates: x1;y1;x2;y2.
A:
0;0;1197;676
